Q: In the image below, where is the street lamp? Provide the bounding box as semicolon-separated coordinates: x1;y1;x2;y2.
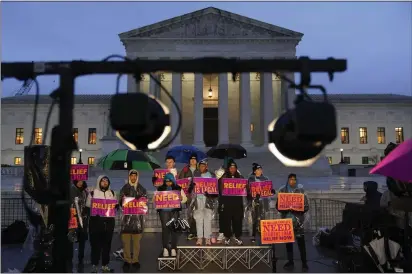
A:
340;148;344;163
78;148;83;164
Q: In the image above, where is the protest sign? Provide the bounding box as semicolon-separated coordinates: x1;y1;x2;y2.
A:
250;181;273;198
277;193;305;212
122;197;148;215
90;198;117;217
260;219;295;244
222;178;248;196
70;164;89;181
176;178;190;194
153;190;181;210
153;169;170;187
193;177;218;194
68;208;78;229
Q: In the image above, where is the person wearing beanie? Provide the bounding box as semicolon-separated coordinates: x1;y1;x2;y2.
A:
118;169;147;272
218;160;245;246
67;180;89;272
156;173;188;257
188;159;218;245
247;163;276;243
178;153;199;240
276;173;309;272
152;156;177;186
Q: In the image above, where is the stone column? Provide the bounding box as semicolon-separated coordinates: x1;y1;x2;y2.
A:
193;73;205;147
280;76;289;113
218;73;229;144
127;75;140;93
149;73;160;98
171;72;182;146
239;73;253;147
260;72;274;146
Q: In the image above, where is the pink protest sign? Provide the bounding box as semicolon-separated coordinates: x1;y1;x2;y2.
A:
90;198;117;217
122;197;148;215
250;181;273;198
176;178;190;194
153;169;170;188
222;178;248;196
153;190;181;210
70;164;89;181
193;177;218;194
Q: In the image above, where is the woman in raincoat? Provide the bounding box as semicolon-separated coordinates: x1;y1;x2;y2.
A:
276;173;310;272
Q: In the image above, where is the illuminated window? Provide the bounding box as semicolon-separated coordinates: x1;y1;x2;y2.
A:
73;128;78;144
34;128;43;145
343;157;351;164
327;157;332;165
359;127;368;144
14;157;22;165
340;127;350;144
88;128;97;145
377;127;385;144
250;123;254;132
71;157;77;165
15;128;24;145
88;157;95;165
362;157;369;165
395;127;404;144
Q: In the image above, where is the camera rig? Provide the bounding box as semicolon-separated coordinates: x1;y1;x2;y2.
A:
2;56;347;272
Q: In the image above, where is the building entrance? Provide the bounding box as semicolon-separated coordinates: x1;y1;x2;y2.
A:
203;107;218;147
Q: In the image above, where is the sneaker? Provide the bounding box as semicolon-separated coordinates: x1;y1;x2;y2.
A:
113;249;124;261
283;261;294;270
101;265;113;273
171;249;177;257
187;234;196;240
163;248;169;257
205;238;212;246
196;238;203;245
302;262;309;272
91;265;98;273
224;238;231;245
217;233;225;242
233;238;243;246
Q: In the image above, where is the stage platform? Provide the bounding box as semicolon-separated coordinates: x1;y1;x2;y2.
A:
1;232;339;273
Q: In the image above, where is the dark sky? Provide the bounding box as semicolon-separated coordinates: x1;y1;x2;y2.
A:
2;2;411;97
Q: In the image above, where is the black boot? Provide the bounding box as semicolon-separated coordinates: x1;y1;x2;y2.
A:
133;262;141;270
302;261;309;272
77;261;84;273
122;262;131;272
283;261;294;270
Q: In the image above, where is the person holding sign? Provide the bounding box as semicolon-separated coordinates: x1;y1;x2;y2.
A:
86;175;118;273
218;160;245;246
152;156;178;186
118;169;147;272
188;159;218;246
247;163;276;243
178;153;199;241
275;173;310;272
156;173;187;257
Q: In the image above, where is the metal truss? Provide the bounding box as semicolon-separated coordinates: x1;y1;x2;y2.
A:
157;257;176;271
176;245;272;270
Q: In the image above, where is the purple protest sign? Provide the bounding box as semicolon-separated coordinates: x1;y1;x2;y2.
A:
153;190;181;210
122;197;148;215
193;177;218;194
91;198;117;217
222;178;248;196
250;180;273;198
176;178;190;194
70;164;89;181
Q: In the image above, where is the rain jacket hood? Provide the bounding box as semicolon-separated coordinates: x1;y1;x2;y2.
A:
128;169;139;187
96;175;111;192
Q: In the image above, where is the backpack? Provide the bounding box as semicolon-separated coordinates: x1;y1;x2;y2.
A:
1;220;29;245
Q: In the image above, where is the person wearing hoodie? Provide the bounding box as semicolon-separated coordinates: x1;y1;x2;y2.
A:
119;170;147;272
86;175;118;273
156;173;188;257
247;163;276;243
276;173;309;272
178;153;199;240
188;159;218;245
218;160;245;246
67;180;89;272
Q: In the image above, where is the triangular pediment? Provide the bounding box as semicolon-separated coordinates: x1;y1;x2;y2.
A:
119;7;303;40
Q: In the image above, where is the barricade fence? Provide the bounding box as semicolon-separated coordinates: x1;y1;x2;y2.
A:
1;191;346;232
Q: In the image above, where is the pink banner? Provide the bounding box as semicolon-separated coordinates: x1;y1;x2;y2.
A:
222;178;248;196
153;169;169;187
176;178;190;194
90;198;117;217
70;164;89;181
250;180;273;198
153;190;181;210
193;177;218;194
122;197;148;215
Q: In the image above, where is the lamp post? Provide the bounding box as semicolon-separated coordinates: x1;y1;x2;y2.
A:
78;148;83;164
340;148;344;163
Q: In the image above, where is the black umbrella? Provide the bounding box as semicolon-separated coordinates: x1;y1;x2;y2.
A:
206;144;248;160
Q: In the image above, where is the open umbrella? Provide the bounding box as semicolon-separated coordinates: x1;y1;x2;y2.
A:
370;139;412;182
166;145;207;164
207;144;247;160
97;149;160;171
